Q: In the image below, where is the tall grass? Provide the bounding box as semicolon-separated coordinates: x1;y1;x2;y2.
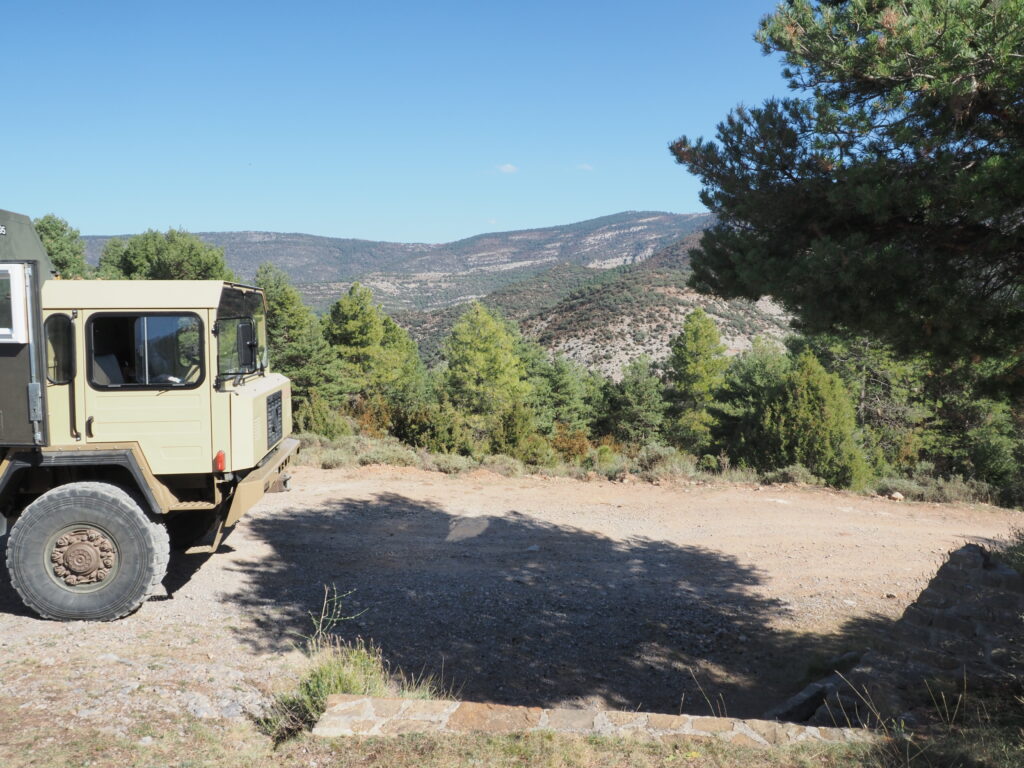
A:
824;672;1024;768
998;528;1024;575
257;586;445;744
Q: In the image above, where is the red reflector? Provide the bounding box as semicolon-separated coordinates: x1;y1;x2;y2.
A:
215;450;226;472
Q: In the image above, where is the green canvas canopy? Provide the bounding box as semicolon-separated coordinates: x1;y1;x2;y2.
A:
0;209;54;276
0;209;50;446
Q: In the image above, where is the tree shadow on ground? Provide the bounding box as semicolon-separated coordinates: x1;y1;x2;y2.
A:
224;492;890;718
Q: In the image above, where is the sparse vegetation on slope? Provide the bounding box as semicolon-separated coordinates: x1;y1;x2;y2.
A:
526;265;789;378
83;211;712;314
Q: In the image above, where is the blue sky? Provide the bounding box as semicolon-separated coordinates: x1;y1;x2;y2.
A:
5;1;786;242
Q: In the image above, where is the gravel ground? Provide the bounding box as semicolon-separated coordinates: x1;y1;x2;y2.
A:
1;465;1018;744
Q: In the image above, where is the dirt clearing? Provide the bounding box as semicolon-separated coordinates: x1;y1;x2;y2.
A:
1;466;1018;759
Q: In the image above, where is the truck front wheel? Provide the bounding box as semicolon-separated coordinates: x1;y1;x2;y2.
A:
5;482;170;621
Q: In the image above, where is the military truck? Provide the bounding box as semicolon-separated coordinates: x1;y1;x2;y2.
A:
0;209;298;621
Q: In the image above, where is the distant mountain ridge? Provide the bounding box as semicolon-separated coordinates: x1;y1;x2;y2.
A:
84;210;792;377
82;211;712;311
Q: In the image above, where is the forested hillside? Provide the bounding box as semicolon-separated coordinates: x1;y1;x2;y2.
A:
40;213;1024;510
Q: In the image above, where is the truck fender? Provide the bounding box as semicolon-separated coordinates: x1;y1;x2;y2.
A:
0;448;167;518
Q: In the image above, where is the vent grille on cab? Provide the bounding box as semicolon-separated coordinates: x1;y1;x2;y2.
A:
266;390;283;447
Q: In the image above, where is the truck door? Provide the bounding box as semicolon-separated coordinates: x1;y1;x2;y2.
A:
82;311;212;475
0;262;48;445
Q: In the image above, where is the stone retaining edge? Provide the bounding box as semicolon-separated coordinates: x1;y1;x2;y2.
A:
312;695;874;747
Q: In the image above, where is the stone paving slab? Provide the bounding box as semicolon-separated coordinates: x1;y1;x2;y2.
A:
312;694;875;746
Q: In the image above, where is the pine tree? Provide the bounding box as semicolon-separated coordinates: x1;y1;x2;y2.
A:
664;308;728;452
714;344;869;487
767;351;870;489
323;283;424;390
442;302;530;416
255;262;344;409
672;0;1024;379
322;282;429;432
612;356;667;446
713;337;792;469
324;283;386;355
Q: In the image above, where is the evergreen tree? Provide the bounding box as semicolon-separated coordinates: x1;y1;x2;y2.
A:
324;283;385;356
672;0;1024;381
513;336;593;436
546;357;593;433
322;282;429;431
664;308;728;452
611;355;667;445
255;262;343;409
33;214;89;278
767;352;870;489
442;302;530;416
97;230;234;281
787;332;931;473
715;344;868;487
713;338;792;468
375;314;431;440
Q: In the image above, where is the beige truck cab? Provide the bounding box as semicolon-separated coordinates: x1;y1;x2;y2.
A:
0;209;298;620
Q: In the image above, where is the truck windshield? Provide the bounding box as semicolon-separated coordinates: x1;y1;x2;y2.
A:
216;286;268;378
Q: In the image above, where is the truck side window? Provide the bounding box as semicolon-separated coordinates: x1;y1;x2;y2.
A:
88;313;204;389
0;264;29;343
0;273;12;331
44;314;75;385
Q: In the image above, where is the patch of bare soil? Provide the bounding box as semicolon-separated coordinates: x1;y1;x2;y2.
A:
1;466;1018;755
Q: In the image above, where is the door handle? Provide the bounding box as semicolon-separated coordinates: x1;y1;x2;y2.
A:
85;416;94;438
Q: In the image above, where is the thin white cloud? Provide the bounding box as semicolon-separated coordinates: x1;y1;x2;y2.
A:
497;163;518;174
577;163;594;171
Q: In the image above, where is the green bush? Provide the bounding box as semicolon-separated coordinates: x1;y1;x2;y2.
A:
426;452;478;474
514;434;558;467
481;454;526;477
634;444;697;481
762;464;824;485
697;454;719;473
586;444;629;479
295;389;351;440
875;474;995;504
357;442;421;467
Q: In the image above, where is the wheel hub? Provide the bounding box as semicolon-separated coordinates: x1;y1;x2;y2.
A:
50;529;116;586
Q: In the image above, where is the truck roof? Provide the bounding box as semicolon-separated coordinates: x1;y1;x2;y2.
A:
42;280;238;310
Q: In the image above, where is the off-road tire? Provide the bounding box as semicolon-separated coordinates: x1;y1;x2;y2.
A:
5;482;169;621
